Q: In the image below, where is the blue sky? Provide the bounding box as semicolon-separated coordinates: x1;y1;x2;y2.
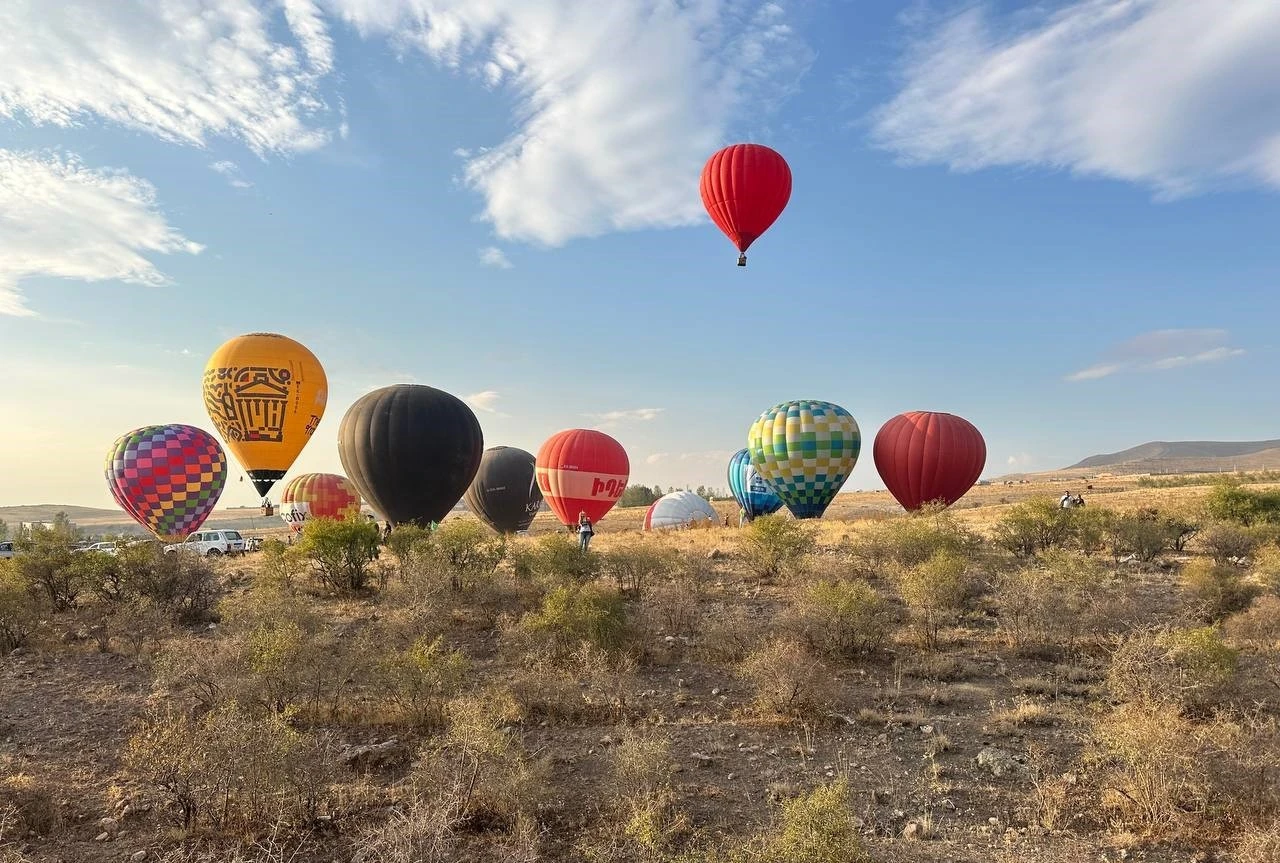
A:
2;0;1279;509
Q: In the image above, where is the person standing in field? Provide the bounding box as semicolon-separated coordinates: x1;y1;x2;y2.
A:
577;511;594;551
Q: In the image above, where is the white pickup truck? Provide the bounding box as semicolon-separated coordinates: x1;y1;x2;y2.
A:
163;529;246;557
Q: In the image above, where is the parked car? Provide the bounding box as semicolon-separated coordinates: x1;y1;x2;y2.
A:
243;536;264;553
74;541;120;555
0;541;14;559
163;530;246;556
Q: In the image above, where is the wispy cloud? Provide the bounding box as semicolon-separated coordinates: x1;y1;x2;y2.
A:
0;0;334;155
478;246;513;269
645;453;669;465
1065;329;1245;382
872;1;1280;197
0;149;203;317
328;0;813;245
464;390;509;417
679;450;735;463
587;408;665;424
1006;452;1035;468
210;160;252;189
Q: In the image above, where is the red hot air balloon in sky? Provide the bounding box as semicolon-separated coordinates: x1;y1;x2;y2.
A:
873;411;987;511
700;143;792;266
535;429;629;526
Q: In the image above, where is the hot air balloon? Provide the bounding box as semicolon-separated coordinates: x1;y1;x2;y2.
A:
202;332;327;497
873;411;987;511
279;473;362;532
727;448;783;521
463;446;544;534
700;143;792;267
747;400;860;519
535;429;629;526
643;490;718;531
105;425;227;542
337;384;483;527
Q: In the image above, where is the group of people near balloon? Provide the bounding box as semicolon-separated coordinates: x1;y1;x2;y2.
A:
104;330;987;546
101;142;991;542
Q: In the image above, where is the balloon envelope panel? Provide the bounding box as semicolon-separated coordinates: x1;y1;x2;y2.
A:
337;384;483;527
873;411;986;510
106;424;227;542
464;446;544;534
202;332;327;497
747;400;860;519
535;429;629;525
727;448;783;519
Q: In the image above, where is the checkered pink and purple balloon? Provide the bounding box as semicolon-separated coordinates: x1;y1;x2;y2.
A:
105;425;228;543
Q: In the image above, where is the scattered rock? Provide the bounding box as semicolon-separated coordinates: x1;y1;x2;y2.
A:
727;772;735;780
340;738;408;771
706;549;726;560
711;688;721;696
920;725;934;734
94;832;109;842
902;821;923;840
98;817;119;835
976;747;1022;778
8;647;28;657
132;851;149;861
599;735;614;746
690;752;714;766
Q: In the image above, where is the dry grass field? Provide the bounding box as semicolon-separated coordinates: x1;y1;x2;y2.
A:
2;475;1279;863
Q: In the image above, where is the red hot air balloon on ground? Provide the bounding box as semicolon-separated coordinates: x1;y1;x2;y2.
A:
535;429;629;526
873;411;987;511
279;473;362;532
700;143;792;266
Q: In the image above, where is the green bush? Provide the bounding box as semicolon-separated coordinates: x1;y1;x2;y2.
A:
745;780;869;863
294;516;381;593
850;505;980;571
740;515;811;579
1106;512;1176;562
1070;506;1114;554
257;538;306;591
423;520;506;591
1107;626;1238;710
112;542;219;622
378;635;471;729
11;528;79;610
519;584;628;656
386;524;434;561
992;498;1076;558
894;549;974;649
509;533;600;585
0;561;43;653
1203;480;1280;526
789;578;894;659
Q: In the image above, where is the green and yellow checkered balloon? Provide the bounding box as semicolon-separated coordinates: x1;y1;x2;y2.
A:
747;400;860;519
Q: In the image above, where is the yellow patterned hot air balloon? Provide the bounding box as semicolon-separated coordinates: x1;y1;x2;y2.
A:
202;333;327;497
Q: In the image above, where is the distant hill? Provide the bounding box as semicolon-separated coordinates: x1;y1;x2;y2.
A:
1067;439;1280;474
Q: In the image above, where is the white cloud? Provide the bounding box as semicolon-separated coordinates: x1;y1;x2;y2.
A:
872;1;1280;197
210;160;253;189
588;408;665;425
645;453;669;465
1006;452;1034;468
0;0;334;155
0;149;203;317
1065;329;1245;381
679;449;735;463
326;0;812;245
464;389;509;417
478;246;513;269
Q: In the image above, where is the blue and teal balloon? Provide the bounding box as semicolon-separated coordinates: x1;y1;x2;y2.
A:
727;448;783;519
747;400;861;519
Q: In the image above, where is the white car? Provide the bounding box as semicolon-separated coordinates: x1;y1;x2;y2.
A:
164;529;246;556
0;541;14;560
74;541;120;555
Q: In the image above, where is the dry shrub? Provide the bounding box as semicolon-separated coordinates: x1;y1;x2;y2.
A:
0;775;57;837
509;644;638;724
601;541;679;597
786;578;895;660
1253;544;1280;594
508;533;599;585
351;794;461;863
699;605;768;664
894;549;974;649
409;688;547;831
996;550;1127;652
1224;595;1280;652
113;541;221;621
641;578;703;640
991;497;1077;558
123;703;334;831
1235;819;1280;863
990;696;1054;730
1086;703;1280;838
1106;626;1238;711
1181;558;1262;622
739;638;834;717
1199;522;1261;565
111;597;173;657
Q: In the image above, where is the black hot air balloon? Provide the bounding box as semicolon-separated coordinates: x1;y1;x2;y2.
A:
463;446;544;534
337;384;484;527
